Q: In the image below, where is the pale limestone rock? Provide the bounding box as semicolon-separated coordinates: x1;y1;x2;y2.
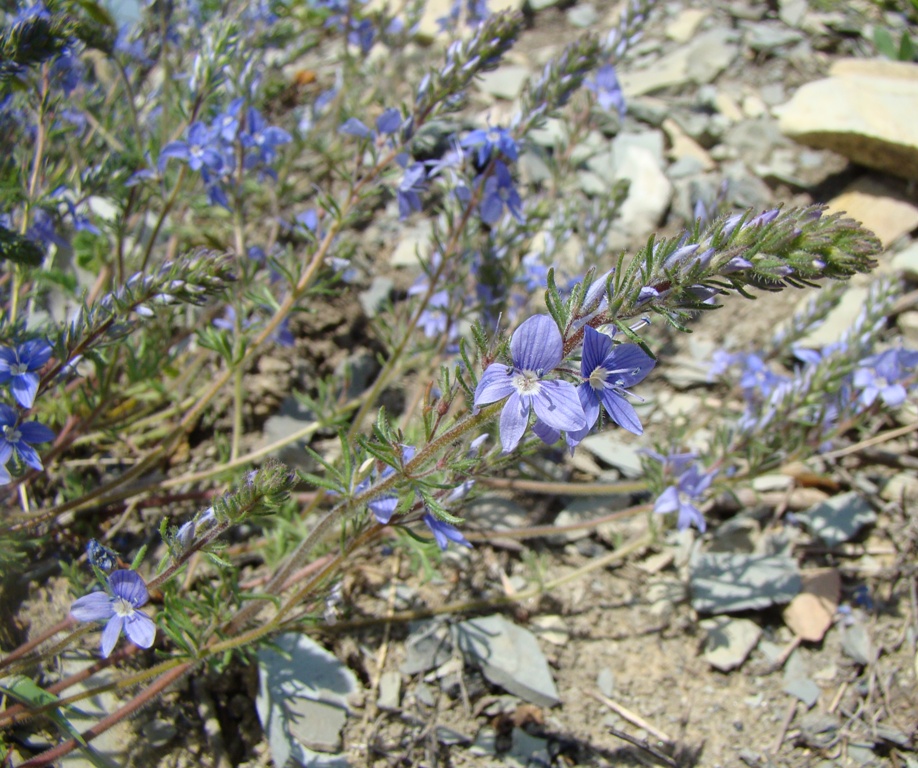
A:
777;58;918;180
663;118;716;170
620;28;740;96
827;177;918;248
665;8;708;43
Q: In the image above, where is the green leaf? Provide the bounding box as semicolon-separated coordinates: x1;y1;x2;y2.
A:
0;677;87;747
0;225;44;267
874;26;898;59
899;31;915;61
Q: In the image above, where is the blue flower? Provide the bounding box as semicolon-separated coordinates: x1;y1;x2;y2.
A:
159;122;224;174
362;446;416;524
474;314;586;453
423;512;471;550
585;64;626;120
853;348;918;408
0;403;55;471
645;451;715;532
397;163;427;219
339;117;373;139
460;126;518;167
376;108;402;135
70;570;156;658
243;108;291;166
653;462;716;533
0;339;53;408
573;326;655;437
479;161;523;225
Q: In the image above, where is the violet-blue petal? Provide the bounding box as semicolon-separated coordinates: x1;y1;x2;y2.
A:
124;612;156;649
11;375;39;409
101;616;125;658
423;512;471;550
16;443;43;471
653;485;680;516
498;392;529;453
474;364;516;405
19;421;55;444
110;569;149;607
531;420;560;446
510;315;562;372
70;591;114;622
530;379;585;432
600;390;642;434
369;495;398;524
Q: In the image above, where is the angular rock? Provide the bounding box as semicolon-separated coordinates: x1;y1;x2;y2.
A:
612;146;673;238
826;177;918;248
777;58;918;181
890;241;918;281
579;434;644;477
783;569;840;642
566;3;598;28
401;620;454;675
620;29;740;96
701;617;762;671
377;671;401;711
455;615;560;707
800;492;877;548
477;65;530;100
691;553;801;613
665;9;708;43
256;633;360;767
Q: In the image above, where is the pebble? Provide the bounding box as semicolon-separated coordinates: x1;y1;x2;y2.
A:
700;616;762;671
691;553;802;613
476;65;530;100
566;3;599;28
455;614;560;707
665;8;708;43
377;671;402;711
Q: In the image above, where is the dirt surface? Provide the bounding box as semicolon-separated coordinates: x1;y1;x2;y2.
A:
6;0;918;766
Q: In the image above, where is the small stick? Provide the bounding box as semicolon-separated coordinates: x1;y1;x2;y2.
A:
589;690;673;745
606;724;677;768
771;699;797;755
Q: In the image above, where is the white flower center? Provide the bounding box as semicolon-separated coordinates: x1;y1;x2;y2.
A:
3;426;20;443
513;370;541;396
588;366;607;390
113;597;135;618
10;362;27;375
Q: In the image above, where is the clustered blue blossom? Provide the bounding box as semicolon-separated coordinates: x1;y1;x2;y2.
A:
474;315;654;454
645;450;716;533
0;339;56;484
159;100;291;206
70;570;156;658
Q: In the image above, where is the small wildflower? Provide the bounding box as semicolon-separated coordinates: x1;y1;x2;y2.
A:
474;314;586;453
585;64;626;120
853;348;918;408
397;163;427;219
0;404;55;471
87;539;119;572
479;161;523;225
70;570;156;657
0;339;53;408
159;122;224;174
573;326;655;438
423;512;471;550
460;125;518;167
651;458;717;533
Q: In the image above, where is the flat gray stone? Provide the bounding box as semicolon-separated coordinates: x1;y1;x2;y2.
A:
841;622;876;665
891;241;918;281
550;494;630;543
377;671;402;711
800;492;877;548
596;668;615;697
455;615;560;707
566;3;598;28
256;633;360;767
401;620;453;675
691;553;801;613
783;676;821;708
620;28;740;96
477;65;531;100
579;434;644;477
700;617;762;671
746;22;803;52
